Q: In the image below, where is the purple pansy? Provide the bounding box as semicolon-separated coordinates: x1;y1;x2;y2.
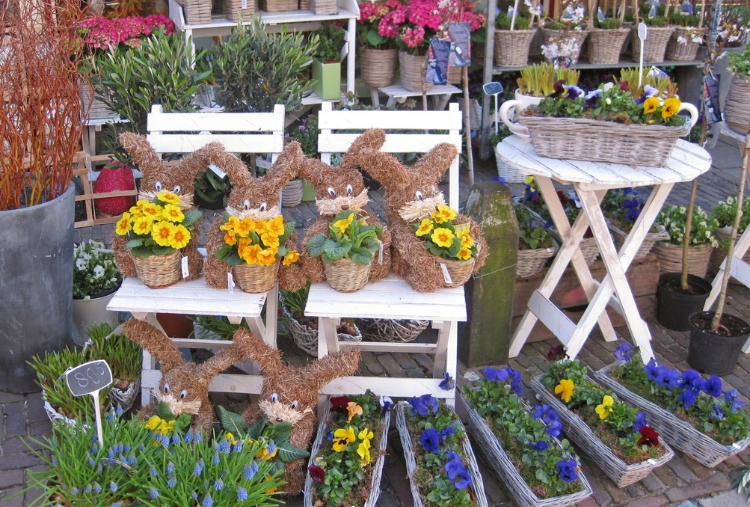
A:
420;428;441;453
409;394;438;417
704;376;723;397
615;342;632;361
557;459;579;483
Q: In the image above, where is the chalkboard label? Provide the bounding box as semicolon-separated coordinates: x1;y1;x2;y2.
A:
65;360;113;397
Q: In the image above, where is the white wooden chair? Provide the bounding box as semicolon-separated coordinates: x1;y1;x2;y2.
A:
305;102;466;408
108;104;286;405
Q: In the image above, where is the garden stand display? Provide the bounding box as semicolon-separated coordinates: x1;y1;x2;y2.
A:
355;318;428;342
587;28;630;64
631;26;674;63
595;361;750;468
395;401;489;507
652;241;713;277
304;402;389;507
460;392;593;507
610;222;669;259
517;240;559;278
531;375;674;487
516;116;690;167
281;305;361;356
494;29;537;67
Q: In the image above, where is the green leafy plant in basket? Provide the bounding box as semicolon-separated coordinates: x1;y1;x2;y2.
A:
314;24;346;62
73;240;122;299
307;210;383;265
496;12;531;30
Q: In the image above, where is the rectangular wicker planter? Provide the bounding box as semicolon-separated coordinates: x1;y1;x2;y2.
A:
395;401;489;507
516;116;690;167
304;401;389;507
608;221;670;259
594;361;750;468
459;393;593;507
531;375;674;487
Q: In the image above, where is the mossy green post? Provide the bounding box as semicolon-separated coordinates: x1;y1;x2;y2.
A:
459;181;518;366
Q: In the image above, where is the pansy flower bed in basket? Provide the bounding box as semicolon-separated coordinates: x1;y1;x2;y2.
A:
305;391;390;507
517;79;698;167
601;188;670;258
460;367;592;507
593;343;750;467
395;394;488;507
533;359;674;487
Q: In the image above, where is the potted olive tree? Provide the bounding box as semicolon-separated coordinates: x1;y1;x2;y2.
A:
312;24;346;101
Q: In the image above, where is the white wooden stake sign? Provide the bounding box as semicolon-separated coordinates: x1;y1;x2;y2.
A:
65;360;113;445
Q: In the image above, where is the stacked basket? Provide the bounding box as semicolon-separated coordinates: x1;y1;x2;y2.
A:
224;0;255;22
176;0;212;24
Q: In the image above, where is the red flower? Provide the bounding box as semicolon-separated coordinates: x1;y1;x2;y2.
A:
547;344;566;361
308;465;325;484
330;396;352;412
637;426;660;447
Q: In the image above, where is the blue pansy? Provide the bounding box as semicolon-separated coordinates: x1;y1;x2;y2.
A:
677;388;699;409
420;428;441;453
634;411;647;432
409;394;439;417
484;367;510;382
439;427;456;441
530;440;548;451
557;459;579;483
712;405;725;420
615;342;632;361
680;369;706;392
644;359;659;382
439;372;455;390
704;376;723;397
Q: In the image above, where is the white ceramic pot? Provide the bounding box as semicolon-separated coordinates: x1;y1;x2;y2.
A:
499;90;543;137
72;290;119;346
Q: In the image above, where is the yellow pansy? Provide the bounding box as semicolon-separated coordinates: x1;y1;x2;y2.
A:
595;395;615;420
162;204;184;223
431;228;455;248
256;445;278;460
415;219;434;237
133;216;153;236
332;426;356;452
267;216;285;237
554;378;575;403
256;248;277;266
144;415;174;435
347;402;363;423
115;213;131;235
152;222;176;247
358;428;374;442
661;97;681;119
169;224;191;250
282;250;300;266
523;176;535;185
261;232;280;249
457;247;473;260
357;438;371;463
156;191;181;205
643;97;660;114
332;213;355;234
145;415;164;431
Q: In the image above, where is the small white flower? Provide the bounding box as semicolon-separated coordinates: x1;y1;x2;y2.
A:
602;82;614;92
679;206;687;214
80;252;91;261
93;265;105;278
605;97;612;105
677;35;688;45
76;258;87;271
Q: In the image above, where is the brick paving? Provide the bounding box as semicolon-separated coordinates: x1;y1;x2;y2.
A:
3;133;750;506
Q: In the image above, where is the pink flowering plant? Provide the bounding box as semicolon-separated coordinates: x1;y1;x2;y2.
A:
358;0;402;49
78;15;175;54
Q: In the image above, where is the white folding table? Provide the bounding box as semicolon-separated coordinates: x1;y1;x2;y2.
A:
497;135;712;363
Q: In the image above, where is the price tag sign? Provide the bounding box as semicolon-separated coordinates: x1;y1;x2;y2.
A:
65;360;113;445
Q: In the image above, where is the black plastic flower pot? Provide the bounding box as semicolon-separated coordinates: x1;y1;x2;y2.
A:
656;272;712;331
688;311;750;376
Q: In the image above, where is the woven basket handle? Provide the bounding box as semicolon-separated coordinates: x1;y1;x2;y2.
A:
499;99;531;138
678;102;699;128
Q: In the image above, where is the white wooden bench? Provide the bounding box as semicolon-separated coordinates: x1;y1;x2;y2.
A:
305;102;465;408
107;104;286;405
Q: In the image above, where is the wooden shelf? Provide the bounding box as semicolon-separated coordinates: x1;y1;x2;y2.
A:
492;58;705;74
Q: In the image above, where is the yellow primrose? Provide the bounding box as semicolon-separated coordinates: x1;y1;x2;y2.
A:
347;402;363;423
332;213;355;234
151;222;176;247
457;247;473;260
141;202;162;220
554;378;575;403
221;215;241;233
162;204;184;223
595;395;615;420
236;217;255;237
415;219;434;237
643;96;660;114
115;213;131;235
435;204;457;222
261;232;280;249
431;228;455;248
267;216;285;236
224;231;237;247
264;475;278;494
169;224;191;250
133;216;153;236
460;233;474;249
661;97;681;119
256;248;277;266
226;432;237;446
239;244;261;264
156;191;181;205
282;250;300;266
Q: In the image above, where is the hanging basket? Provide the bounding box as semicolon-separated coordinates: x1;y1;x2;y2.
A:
361;48;399;88
609;221;670;259
540;28;589;65
666;27;705;61
631;25;674;63
304;402;389;507
355;318;429;342
281;305;361;356
233;260;279;294
459;392;594;507
652;241;713;278
494;29;536;67
594;362;750;468
725;75;750;136
438;256;475;288
324;258;371;293
131;249;182;289
586;28;630;64
281;179;303;208
517;241;559;278
399;52;433;93
531;375;675;487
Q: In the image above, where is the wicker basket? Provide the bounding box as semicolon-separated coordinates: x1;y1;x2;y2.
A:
652;241;713;278
79;81;117;120
311;0;336;14
540;28;589;65
223;0;255;21
355;318;429;342
494;29;537;67
516;115;690;167
496;143;526;183
594;362;750;468
109;375;141;413
395;401;489;507
304;401;390;507
281;178;303;208
666;27;705;61
440;256;475;288
609;222;670;259
259;0;296;11
281;305;361;356
517;241;559;278
324;258;371;292
586;28;629;64
631;25;674;63
399;52;433;93
131;249;182;289
299;0;310;8
177;0;212;24
360;48;399;88
233;260;279;293
459;393;594;507
531;375;674;487
725;75;750;136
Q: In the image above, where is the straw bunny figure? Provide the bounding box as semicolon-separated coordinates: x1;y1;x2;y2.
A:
231;328;361;496
203;142;307;291
346;129;488;292
113;133;232;281
297;137;392;285
121;319;252;432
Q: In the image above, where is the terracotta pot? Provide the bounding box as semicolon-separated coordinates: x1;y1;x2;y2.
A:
156;313;194;338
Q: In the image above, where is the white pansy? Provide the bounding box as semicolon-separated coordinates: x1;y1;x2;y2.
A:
602;82;614;92
76;258;87;271
93;265;105;278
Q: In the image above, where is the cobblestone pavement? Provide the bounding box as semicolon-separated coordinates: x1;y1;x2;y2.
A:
3;134;750;506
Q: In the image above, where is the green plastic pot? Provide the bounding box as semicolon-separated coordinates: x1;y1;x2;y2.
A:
312;59;341;101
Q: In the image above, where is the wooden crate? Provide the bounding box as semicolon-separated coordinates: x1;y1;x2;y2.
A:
512;253;660;343
74;154;138;228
